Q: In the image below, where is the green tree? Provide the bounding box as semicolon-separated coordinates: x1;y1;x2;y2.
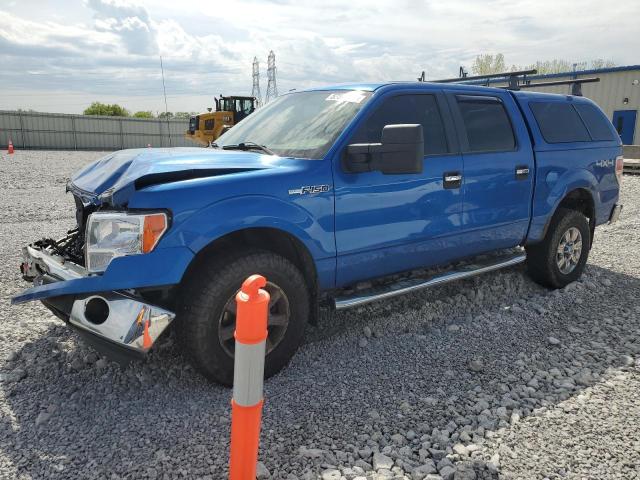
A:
173;112;192;119
590;59;616;69
521;59;615;74
157;111;174;119
133;111;154;118
470;55;617;77
523;59;574;74
83;102;129;117
471;53;506;75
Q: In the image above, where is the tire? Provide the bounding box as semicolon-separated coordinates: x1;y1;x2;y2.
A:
176;250;310;385
526;208;591;289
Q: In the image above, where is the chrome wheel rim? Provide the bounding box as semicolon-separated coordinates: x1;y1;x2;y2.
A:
218;281;290;357
556;227;583;274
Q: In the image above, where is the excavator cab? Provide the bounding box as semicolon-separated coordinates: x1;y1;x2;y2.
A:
185;95;257;146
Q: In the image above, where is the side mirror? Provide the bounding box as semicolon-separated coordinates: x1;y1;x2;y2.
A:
345;124;424;174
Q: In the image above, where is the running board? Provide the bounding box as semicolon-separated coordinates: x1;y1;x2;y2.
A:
333;252;527;310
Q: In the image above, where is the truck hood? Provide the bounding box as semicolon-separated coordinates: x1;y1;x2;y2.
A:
68;147;279;206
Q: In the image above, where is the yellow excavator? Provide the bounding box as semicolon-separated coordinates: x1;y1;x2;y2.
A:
184;95;257;146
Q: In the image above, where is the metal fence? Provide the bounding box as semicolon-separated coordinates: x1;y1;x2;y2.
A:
0;110;195;150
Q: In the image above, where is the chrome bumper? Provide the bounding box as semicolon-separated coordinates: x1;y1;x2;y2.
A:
69;292;174;354
20;245;174;354
609;203;623;224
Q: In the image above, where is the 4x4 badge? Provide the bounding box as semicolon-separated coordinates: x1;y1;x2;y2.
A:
288;185;331;195
595;159;614;168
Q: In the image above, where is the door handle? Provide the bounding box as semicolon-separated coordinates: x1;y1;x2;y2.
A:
443;171;462;189
515;165;530;180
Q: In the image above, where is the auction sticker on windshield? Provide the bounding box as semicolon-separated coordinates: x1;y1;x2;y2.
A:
325;91;367;103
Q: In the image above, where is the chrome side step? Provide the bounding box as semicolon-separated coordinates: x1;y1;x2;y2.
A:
333;251;527;310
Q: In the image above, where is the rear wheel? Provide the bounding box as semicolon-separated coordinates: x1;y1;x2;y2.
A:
176;250;310;385
526;208;591;288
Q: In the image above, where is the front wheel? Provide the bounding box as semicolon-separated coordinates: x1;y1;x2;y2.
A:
176;250;310;385
526;208;591;289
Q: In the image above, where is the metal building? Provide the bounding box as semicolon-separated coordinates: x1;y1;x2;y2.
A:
469;65;640;145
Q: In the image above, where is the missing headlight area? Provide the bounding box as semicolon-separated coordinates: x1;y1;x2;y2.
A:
33;228;85;266
30;192;94;267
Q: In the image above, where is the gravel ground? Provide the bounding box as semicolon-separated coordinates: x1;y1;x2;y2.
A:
0;150;638;480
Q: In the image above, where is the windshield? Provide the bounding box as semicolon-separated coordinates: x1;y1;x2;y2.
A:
215;89;372;159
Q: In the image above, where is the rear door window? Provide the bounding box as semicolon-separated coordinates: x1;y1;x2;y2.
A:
455;95;516;152
530;102;591;143
351;94;449;155
574;103;616;141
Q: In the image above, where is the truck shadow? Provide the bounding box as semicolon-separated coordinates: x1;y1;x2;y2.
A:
1;264;638;478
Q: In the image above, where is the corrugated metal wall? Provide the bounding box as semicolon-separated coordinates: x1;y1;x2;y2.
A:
490;69;640;144
0;110;195;150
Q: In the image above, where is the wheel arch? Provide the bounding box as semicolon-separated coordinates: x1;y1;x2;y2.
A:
180;226;321;325
543;187;596;244
184;226;318;290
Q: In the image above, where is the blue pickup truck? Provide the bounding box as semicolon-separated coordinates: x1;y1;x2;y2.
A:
13;82;623;384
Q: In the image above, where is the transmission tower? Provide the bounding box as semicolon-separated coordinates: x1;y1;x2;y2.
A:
251;56;262;107
265;50;278;104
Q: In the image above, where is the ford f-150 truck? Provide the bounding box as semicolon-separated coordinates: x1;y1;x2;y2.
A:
12;82;623;385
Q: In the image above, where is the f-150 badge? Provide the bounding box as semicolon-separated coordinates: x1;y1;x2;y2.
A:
288;185;331;195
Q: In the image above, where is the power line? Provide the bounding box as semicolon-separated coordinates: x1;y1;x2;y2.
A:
265;50;278;104
251;56;262;107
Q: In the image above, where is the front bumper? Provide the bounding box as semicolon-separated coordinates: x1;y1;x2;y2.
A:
15;245;177;358
12;243;193;304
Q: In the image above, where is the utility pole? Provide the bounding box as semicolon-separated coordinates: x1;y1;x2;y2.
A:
252;57;262;107
265;50;278;104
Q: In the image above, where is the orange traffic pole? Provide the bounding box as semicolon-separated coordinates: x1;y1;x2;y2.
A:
229;274;269;480
8;140;14;154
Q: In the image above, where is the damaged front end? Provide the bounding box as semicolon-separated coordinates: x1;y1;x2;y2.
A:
14;178;192;362
18;228;177;363
12;147;274;361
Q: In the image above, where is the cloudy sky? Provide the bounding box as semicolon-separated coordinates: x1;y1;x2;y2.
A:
1;0;638;114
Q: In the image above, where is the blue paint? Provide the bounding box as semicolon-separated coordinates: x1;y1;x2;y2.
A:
12;247;194;304
13;82;622;306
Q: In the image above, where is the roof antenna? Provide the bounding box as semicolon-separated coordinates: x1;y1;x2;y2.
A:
459;66;468;78
160;56;171;147
417;71;426;82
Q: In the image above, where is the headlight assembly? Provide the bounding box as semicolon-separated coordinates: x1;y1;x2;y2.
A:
85;212;168;273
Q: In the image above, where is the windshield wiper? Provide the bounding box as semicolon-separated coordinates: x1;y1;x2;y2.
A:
221;141;275;155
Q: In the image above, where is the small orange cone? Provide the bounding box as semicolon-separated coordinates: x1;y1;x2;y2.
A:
8;140;14;154
143;316;153;349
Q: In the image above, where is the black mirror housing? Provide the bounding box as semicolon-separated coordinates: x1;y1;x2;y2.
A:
345;124;424;174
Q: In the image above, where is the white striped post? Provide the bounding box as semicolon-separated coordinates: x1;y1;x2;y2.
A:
229;274;269;480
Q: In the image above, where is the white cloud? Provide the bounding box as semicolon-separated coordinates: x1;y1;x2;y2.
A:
0;0;638;113
88;0;157;54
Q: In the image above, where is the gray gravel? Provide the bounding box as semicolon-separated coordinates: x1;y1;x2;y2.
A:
0;150;639;480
